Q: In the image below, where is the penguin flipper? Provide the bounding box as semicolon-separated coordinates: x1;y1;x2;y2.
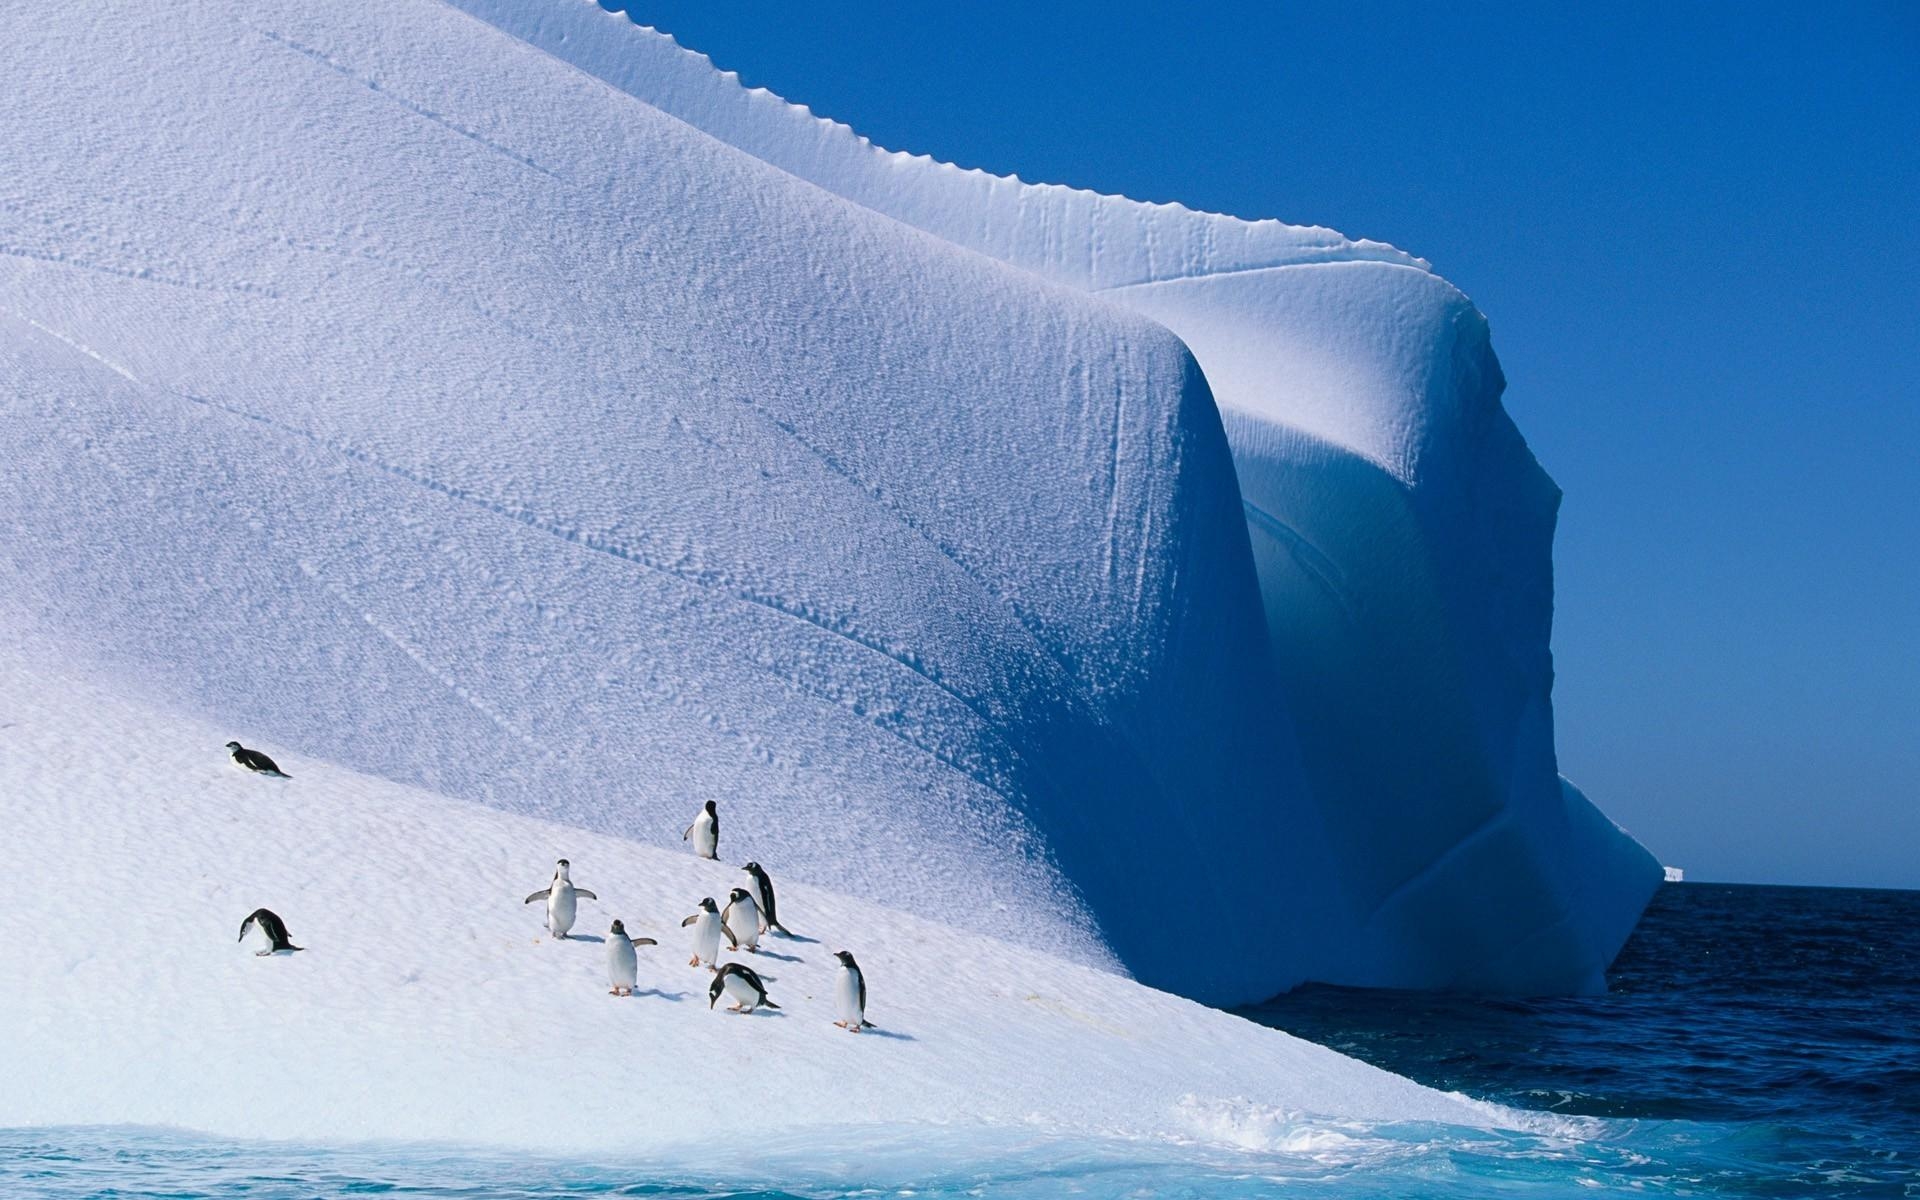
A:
681;914;699;927
633;937;657;946
524;889;551;904
721;918;740;948
573;888;598;901
682;822;694;840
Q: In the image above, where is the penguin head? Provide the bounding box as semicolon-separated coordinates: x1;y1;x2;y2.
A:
704;799;718;815
610;919;626;936
744;861;763;877
727;887;750;904
708;972;726;1009
834;950;857;969
225;741;242;751
554;858;571;877
699;896;718;912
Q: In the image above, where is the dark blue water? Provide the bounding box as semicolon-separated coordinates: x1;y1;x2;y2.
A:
1248;882;1920;1194
5;883;1915;1197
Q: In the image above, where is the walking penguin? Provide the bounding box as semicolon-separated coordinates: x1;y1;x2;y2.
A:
524;858;597;939
742;861;791;936
606;919;657;996
721;887;761;954
682;896;723;968
682;800;719;860
833;950;874;1031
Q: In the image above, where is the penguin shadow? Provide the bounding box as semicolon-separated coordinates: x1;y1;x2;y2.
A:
775;932;821;945
857;1026;915;1042
744;948;802;964
630;987;688;1002
559;933;607;944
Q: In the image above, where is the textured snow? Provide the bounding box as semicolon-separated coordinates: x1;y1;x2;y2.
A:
0;658;1505;1150
0;0;1654;1109
449;0;1663;992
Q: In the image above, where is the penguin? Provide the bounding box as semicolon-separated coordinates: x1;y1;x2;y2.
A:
708;962;779;1013
681;896;723;969
225;741;289;778
523;859;597;939
741;861;791;936
237;908;302;955
720;887;761;954
832;950;874;1031
606;919;657;996
682;800;719;860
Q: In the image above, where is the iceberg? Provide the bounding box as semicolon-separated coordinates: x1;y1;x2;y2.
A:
0;0;1664;1148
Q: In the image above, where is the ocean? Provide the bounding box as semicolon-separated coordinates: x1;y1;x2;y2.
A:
4;883;1914;1197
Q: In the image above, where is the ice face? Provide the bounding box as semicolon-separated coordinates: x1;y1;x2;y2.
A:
444;0;1663;995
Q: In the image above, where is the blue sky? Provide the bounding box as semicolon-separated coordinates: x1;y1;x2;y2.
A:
613;2;1919;890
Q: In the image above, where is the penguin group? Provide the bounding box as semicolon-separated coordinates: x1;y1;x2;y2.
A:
515;799;874;1028
226;737;874;1032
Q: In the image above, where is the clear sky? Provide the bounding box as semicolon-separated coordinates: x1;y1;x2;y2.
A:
611;2;1919;890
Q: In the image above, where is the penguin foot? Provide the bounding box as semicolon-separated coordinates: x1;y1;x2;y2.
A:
254;949;273;957
689;956;701;967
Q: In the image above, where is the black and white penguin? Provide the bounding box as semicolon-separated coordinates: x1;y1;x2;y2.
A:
720;887;761;954
708;962;779;1013
741;861;791;936
682;800;719;860
832;950;874;1031
524;858;597;939
606;919;656;996
682;896;724;968
225;741;289;778
237;908;302;955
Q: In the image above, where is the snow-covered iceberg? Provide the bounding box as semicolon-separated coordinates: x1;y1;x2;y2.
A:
0;1;1654;1119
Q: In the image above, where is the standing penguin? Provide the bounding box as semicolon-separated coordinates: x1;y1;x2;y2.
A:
606;919;657;996
237;908;302;955
682;800;719;860
720;887;761;954
741;862;791;936
709;962;779;1013
225;741;289;778
523;859;597;939
832;950;874;1031
682;896;724;968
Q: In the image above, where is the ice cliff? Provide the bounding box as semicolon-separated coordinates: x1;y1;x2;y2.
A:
0;0;1655;1026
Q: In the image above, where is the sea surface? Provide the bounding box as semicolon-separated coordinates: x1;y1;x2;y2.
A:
4;883;1914;1198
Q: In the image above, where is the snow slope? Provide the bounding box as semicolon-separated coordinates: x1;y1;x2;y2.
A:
450;0;1663;992
0;656;1508;1150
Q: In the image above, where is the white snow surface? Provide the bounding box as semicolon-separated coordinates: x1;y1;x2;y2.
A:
0;659;1505;1150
